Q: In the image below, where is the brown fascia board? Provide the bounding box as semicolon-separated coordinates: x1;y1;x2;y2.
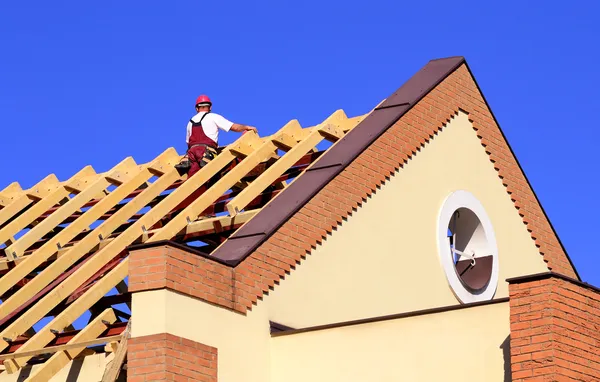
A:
209;56;467;266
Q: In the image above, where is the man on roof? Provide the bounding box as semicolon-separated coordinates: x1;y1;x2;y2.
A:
177;95;257;177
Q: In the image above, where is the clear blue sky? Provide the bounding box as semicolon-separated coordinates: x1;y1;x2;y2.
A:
1;1;598;287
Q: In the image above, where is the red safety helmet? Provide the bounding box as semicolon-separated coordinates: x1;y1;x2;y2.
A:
195;95;212;107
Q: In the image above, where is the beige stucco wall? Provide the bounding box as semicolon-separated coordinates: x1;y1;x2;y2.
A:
132;289;272;382
270;301;511;382
267;111;548;328
0;353;110;382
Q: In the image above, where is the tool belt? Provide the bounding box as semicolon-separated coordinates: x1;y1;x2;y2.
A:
174;144;218;175
189;143;218;167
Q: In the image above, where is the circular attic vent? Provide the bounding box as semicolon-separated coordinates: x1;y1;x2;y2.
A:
438;191;499;303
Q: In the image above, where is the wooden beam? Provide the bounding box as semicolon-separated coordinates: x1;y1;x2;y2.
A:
0;150;179;319
0;335;122;361
147;209;260;238
227;129;327;216
4;157;138;259
148;133;279;241
0;168;97;251
0;175;60;227
101;320;130;382
22;309;118;381
0;166;180;322
1;259;128;371
0;182;23;207
0;196;33;228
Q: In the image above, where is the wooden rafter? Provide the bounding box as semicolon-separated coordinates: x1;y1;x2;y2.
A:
22;308;118;381
2;260;128;373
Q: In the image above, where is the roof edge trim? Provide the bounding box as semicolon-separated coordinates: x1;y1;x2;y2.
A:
506;272;598;293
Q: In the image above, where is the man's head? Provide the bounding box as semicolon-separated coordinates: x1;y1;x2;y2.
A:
195;95;212;112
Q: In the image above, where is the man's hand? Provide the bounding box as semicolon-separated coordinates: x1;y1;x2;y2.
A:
231;123;258;133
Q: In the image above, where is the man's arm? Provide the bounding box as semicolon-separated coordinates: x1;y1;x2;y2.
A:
230;123;257;133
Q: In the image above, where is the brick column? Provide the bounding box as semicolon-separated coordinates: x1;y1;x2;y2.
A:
508;273;600;381
128;242;234;309
128;333;217;381
127;243;222;381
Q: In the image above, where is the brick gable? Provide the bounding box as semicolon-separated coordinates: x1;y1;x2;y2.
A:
231;62;577;312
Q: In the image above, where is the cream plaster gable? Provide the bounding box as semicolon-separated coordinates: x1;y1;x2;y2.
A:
267;111;548;328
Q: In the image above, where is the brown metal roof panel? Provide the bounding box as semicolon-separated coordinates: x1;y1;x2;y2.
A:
376;56;465;110
210;56;466;266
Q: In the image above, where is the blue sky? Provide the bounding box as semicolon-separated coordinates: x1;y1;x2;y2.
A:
1;0;598;289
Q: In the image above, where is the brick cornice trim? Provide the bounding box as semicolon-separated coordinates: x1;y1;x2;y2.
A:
507;272;600;294
128;333;217;382
129;244;235;309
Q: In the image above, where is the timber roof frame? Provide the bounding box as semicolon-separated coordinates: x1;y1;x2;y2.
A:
0;102;369;379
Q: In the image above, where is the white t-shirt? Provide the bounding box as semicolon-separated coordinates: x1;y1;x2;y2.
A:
186;112;234;144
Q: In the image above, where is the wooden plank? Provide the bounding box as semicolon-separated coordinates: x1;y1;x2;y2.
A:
1;259;128;371
4;157;138;260
341;115;367;132
0;182;22;206
13;174;61;201
0;335;122;361
22;309;118;381
0;155;177;313
147;209;260;237
227;129;326;216
0;195;34;227
0;161;180;322
148;134;279;241
101;320;130;382
318;123;344;141
272;133;299;151
0;175;61;227
0;169;97;251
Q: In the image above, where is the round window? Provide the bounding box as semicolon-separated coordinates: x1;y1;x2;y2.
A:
437;190;499;303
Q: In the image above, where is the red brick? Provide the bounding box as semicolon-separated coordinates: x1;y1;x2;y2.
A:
128;334;217;382
510;275;600;381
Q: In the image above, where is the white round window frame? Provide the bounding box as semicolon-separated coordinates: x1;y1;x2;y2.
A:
437;190;499;303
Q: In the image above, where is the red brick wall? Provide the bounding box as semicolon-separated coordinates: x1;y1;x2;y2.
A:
129;244;234;309
508;273;600;381
128;333;217;382
232;63;577;312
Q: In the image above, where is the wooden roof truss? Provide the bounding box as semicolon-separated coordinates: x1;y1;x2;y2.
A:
0;109;367;380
